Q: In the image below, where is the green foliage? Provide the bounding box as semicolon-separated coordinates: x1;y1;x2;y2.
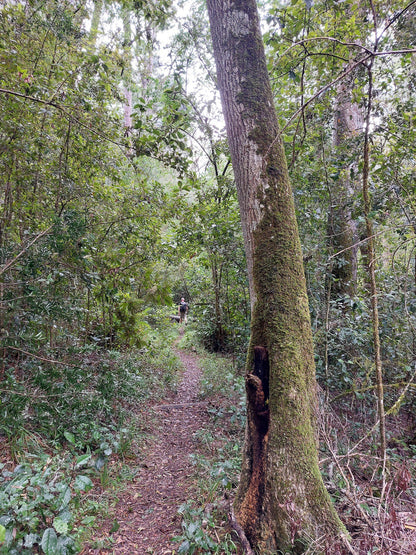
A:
173;501;237;554
0;456;85;554
1;0;416;549
200;354;245;405
0;336;180;552
174;502;217;554
0;0;186;356
1;344;179;449
133;77;194;177
172;168;250;355
260;0;416;415
313;263;416;405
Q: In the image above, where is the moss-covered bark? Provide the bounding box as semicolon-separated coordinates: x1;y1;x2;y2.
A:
206;0;350;552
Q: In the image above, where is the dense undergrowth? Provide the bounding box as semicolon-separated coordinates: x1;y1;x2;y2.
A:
174;332;416;555
1;315;416;554
0;321;180;554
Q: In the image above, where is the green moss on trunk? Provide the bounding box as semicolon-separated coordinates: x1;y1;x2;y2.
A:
206;0;349;552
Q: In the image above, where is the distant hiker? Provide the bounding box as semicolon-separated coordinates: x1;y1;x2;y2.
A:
178;297;188;324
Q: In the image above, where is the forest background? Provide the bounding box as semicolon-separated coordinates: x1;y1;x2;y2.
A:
1;0;416;553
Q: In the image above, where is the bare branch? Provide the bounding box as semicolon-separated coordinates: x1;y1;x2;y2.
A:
381;0;416;35
228;505;254;555
0;88;127;150
281;54;371;132
278;36;375;60
0;227;52;276
374;48;416;57
5;346;77;367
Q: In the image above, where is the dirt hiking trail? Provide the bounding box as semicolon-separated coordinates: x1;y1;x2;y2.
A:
83;345;208;554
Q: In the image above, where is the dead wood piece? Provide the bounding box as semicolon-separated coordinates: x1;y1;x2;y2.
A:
228;505;254;555
157;401;207;410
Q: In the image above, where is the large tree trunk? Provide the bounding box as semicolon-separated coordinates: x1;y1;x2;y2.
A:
206;0;349;551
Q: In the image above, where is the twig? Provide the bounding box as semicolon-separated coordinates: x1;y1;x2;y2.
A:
279;46;416;135
330;381;416;403
0;227;52;276
278;36;375;59
327;230;382;261
381;0;416;35
157;401;208;409
320;418;377;542
5;346;76;366
340;532;360;555
282;55;372;132
0;88;127;150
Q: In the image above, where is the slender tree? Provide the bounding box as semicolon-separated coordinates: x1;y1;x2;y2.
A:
90;0;103;46
206;0;351;552
328;66;363;299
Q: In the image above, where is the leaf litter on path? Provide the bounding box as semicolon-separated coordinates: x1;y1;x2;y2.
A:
82;348;207;554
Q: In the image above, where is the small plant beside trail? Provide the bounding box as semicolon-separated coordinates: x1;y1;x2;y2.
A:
174;501;238;555
0;454;93;554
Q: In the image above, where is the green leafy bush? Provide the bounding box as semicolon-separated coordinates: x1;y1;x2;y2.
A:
173;501;237;555
1;345;179;450
0;455;94;554
0;341;181;553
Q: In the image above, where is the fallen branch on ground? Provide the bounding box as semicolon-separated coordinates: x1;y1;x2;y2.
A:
158;401;208;410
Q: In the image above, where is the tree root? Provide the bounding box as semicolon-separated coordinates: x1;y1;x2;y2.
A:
228;505;254;555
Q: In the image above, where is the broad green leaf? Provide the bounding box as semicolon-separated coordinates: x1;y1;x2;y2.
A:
109;520;120;533
24;533;38;547
41;528;58;555
81;516;95;525
58;509;72;523
58;486;71;511
64;432;75;444
178;539;190;553
74;475;93;492
95;455;106;471
75;453;92;467
53;517;69;535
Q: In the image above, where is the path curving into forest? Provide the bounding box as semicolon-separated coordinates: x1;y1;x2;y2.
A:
83;344;207;554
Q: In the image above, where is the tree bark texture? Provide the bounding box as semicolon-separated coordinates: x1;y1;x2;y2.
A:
206;0;348;551
328;68;362;299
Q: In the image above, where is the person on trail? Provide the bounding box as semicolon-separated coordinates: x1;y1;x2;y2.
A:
178;297;188;324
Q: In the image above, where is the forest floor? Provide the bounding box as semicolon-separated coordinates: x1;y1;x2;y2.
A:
2;328;415;554
76;330;416;555
81;332;239;554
